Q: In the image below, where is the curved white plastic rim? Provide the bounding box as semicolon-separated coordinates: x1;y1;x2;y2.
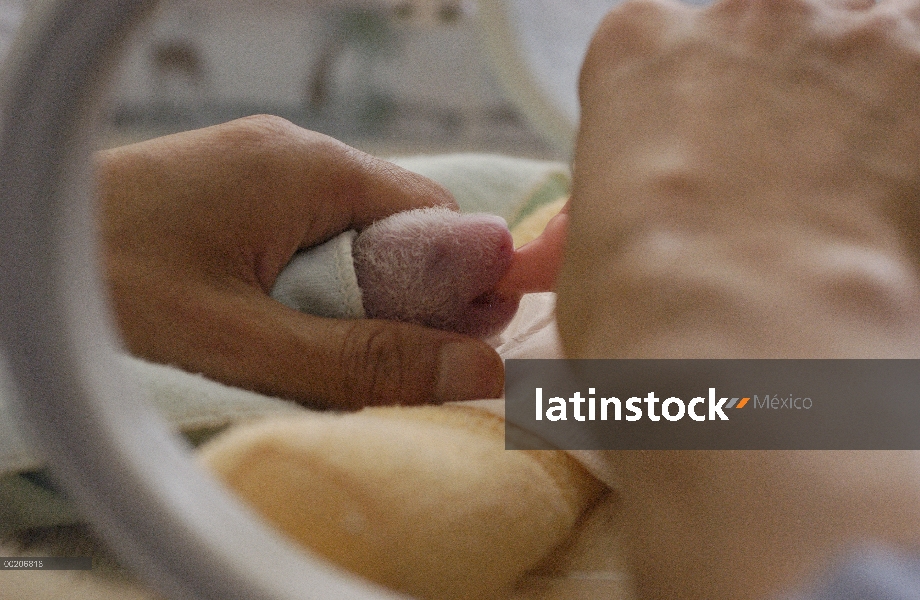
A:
477;0;713;155
0;1;403;599
477;0;620;155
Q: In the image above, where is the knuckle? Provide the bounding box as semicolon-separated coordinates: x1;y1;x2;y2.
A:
765;0;813;14
362;157;458;216
813;247;918;324
608;0;669;24
650;168;706;200
591;0;671;47
832;10;920;85
858;10;920;58
840;11;901;49
715;0;812;16
213;114;301;168
861;10;903;37
218;115;334;167
580;0;679;95
710;0;818;46
230;114;299;141
211;115;336;198
338;321;424;406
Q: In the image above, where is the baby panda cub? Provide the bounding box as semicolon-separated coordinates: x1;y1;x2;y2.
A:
350;207;521;338
271;207;521;338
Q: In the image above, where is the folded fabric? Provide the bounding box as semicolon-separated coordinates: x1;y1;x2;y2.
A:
271;229;365;320
199;401;606;600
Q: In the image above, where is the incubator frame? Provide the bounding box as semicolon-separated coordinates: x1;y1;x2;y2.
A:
0;1;405;597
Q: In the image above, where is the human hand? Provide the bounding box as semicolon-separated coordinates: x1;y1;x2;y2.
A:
99;115;503;409
558;0;920;360
555;1;920;598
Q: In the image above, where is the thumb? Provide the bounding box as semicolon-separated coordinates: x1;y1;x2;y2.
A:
305;317;505;409
114;275;504;410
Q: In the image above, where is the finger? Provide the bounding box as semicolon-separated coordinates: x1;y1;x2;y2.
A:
495;210;569;296
333;146;461;229
258;299;506;408
169;116;459;290
284;128;460;232
170;116;458;248
112;272;504;409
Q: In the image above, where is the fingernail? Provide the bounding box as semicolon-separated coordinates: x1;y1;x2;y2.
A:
435;342;503;402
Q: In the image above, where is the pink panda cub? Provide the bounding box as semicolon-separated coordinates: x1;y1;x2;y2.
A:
273;205;568;338
353;207;517;338
354;204;568;337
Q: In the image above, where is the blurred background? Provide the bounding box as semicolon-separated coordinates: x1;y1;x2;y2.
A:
102;0;565;159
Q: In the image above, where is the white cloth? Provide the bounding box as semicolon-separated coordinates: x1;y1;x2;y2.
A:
271;229;365;319
0;353;305;477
